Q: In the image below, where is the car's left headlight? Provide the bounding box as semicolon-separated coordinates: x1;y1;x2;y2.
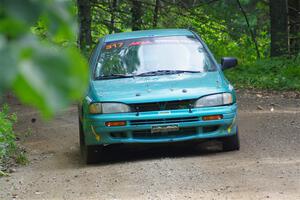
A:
89;103;131;114
195;93;233;107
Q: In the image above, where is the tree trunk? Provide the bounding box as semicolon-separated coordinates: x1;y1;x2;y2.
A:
270;0;289;57
77;0;92;52
153;0;160;28
288;0;300;55
131;0;143;31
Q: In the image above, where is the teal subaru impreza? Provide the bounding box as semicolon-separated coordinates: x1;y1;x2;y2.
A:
78;29;239;163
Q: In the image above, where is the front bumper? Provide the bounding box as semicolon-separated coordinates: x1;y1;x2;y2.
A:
83;104;238;145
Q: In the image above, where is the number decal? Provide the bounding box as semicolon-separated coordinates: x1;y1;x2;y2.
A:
105;42;124;50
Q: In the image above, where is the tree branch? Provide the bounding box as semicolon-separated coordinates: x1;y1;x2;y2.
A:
236;0;261;59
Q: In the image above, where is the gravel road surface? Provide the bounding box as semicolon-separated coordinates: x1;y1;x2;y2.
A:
0;90;300;200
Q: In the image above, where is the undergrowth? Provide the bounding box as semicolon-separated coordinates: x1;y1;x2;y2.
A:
0;104;27;176
225;56;300;91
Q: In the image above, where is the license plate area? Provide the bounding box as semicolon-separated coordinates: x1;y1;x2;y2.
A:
151;124;179;133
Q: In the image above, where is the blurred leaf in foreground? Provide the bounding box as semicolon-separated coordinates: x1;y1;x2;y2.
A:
0;0;88;117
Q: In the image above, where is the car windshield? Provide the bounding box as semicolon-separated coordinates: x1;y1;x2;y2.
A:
94;35;216;79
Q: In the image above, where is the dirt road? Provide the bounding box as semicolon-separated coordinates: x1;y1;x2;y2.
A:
1;90;300;200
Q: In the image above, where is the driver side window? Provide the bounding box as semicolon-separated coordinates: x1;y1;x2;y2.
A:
89;39;103;71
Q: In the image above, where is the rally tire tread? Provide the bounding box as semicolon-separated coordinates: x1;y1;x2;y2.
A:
79;118;103;164
221;130;240;152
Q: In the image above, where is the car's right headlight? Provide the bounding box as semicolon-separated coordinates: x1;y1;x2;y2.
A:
89;103;102;114
194;93;233;107
89;103;131;114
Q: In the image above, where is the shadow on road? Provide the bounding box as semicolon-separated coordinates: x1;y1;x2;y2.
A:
67;140;232;167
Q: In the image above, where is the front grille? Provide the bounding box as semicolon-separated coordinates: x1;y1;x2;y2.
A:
109;126;220;140
110;132;127;139
130;99;196;112
130;117;199;125
202;126;219;133
132;127;197;139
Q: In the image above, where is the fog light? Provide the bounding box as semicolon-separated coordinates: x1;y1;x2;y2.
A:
105;121;126;127
202;115;223;121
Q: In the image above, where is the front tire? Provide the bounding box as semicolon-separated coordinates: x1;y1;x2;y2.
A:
220;130;240;152
82;145;104;164
79;118;103;164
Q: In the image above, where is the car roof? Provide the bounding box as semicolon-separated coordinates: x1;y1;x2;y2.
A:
103;29;195;42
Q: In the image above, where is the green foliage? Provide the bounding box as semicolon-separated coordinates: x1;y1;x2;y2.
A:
0;170;9;176
0;104;28;175
172;2;270;63
0;105;17;170
0;0;88;117
15;151;28;165
0;105;17;160
225;56;300;90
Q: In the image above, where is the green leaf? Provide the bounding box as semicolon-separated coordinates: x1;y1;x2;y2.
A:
1;0;44;26
0;0;88;117
0;36;18;93
12;40;88;117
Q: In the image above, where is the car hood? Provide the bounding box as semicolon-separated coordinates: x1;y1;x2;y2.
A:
90;72;228;103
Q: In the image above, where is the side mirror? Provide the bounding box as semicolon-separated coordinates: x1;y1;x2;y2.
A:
221;57;238;70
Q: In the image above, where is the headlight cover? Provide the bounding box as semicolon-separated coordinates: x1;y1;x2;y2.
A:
195;93;233;107
89;103;130;114
89;103;102;114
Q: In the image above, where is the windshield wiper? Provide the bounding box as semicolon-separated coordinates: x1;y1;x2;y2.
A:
95;74;134;80
96;70;201;79
136;70;201;77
